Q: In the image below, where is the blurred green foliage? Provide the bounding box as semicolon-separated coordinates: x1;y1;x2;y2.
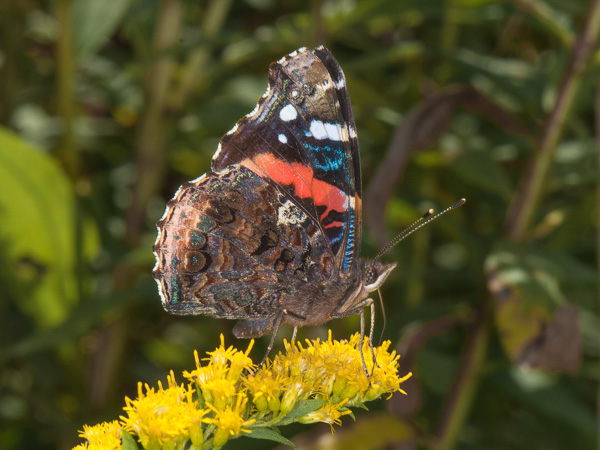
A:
0;0;598;449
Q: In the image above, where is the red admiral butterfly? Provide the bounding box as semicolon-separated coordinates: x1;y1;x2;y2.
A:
154;47;400;367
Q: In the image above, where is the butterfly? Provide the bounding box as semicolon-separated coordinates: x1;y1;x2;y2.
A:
153;47;397;369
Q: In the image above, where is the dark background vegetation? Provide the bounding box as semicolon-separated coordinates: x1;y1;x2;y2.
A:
0;0;598;448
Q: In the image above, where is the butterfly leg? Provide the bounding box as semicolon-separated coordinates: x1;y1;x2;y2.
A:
291;326;298;342
257;309;287;369
368;299;378;373
359;307;369;377
331;298;375;377
359;300;378;377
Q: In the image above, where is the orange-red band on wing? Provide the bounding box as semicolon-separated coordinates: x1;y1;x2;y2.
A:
240;153;348;222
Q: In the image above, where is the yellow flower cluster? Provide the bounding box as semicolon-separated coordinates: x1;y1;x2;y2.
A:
73;421;121;450
73;332;411;449
120;372;206;448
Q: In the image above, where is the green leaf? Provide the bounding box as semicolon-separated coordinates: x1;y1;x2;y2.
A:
0;127;97;327
72;0;134;61
283;399;328;421
245;427;295;448
121;429;139;450
0;284;147;362
485;241;567;310
485;241;582;373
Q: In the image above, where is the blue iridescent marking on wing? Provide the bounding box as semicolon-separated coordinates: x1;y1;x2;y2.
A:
342;208;356;273
328;233;342;245
304;144;345;172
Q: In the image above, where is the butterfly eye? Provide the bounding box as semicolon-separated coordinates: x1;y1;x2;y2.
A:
362;261;397;292
364;266;377;285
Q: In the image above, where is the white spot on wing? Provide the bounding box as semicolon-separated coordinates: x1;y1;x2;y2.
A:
278;134;288;144
318;80;332;91
309;120;328;139
261;84;269;97
280;104;297;122
334;78;346;90
226;123;239;135
154;275;168;306
246;102;261;119
309;120;348;142
349;125;357;139
348;195;356;209
213;142;223;160
324;122;343;141
277;200;307;226
152;244;169;306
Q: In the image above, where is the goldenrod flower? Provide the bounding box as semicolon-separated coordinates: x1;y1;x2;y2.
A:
74;421;121;450
199;376;238;410
243;368;286;413
73;332;411;450
204;334;255;379
298;399;353;432
280;376;308;415
204;394;255;447
348;338;407;406
120;371;206;449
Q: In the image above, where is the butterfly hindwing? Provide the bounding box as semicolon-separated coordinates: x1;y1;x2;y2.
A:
153;166;334;320
212;47;362;275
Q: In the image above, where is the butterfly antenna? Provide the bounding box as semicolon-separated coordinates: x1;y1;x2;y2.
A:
374;198;466;260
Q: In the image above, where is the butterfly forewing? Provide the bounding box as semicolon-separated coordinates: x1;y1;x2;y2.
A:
213;47;361;275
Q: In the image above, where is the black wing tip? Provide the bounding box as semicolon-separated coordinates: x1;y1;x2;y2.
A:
314;45;331;56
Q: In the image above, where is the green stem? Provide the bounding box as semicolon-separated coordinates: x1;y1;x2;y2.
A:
505;0;600;240
172;0;233;110
56;0;85;304
56;0;77;178
433;300;490;450
438;0;459;83
511;0;574;47
125;0;182;246
595;86;600;450
441;0;458;52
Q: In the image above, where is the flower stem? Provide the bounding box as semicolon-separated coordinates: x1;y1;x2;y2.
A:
510;0;574;47
595;85;600;450
125;0;182;246
505;0;600;240
55;0;77;179
433;299;490;450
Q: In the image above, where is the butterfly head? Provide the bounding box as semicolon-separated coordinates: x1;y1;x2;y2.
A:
361;259;397;292
334;259;397;316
